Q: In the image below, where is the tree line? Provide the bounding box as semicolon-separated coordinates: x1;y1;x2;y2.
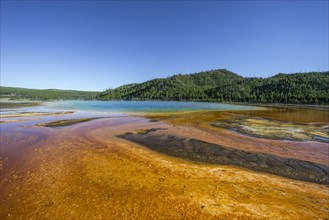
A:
97;70;329;104
0;87;98;100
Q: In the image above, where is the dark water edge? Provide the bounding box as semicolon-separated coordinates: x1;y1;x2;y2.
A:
119;132;329;184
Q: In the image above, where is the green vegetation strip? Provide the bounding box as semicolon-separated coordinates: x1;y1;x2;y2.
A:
1;86;98;101
37;118;100;127
0;101;40;108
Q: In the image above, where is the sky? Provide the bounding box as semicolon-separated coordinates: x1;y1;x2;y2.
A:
1;0;328;91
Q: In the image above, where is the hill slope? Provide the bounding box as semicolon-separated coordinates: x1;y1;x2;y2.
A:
97;70;329;104
98;69;242;100
0;87;98;100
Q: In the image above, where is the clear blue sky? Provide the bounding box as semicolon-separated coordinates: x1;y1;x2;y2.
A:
1;0;328;91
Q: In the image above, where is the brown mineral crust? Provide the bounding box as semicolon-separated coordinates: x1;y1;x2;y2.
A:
1;116;329;219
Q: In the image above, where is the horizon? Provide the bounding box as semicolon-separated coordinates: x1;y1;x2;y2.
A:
1;1;328;91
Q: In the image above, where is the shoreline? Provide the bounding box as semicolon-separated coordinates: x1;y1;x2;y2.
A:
2;99;329;111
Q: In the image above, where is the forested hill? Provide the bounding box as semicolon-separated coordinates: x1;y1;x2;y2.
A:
97;69;329;104
0;87;98;100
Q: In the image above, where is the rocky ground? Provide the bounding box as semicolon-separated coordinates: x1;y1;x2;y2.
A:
119;129;329;184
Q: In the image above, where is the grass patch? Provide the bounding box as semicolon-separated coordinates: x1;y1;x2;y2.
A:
0;101;40;108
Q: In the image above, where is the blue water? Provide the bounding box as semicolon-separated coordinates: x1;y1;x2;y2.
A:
45;100;258;113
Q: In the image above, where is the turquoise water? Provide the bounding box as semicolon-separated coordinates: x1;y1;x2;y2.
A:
46;100;258;112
